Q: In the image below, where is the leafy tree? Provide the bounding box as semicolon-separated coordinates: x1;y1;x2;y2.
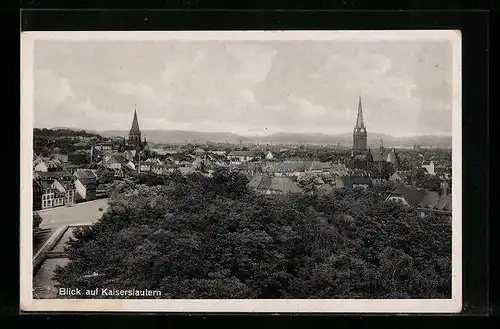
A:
417;175;442;193
33;212;43;236
55;172;451;299
96;167;116;185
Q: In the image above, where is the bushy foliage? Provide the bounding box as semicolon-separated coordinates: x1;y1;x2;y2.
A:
55;169;451;299
33;212;43;235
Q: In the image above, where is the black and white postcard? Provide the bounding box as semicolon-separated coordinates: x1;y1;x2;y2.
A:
20;30;462;313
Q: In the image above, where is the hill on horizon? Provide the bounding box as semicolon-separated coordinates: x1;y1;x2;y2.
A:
95;129;452;148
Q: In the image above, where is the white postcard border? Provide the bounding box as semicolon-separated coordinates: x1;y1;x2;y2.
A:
20;30;462;313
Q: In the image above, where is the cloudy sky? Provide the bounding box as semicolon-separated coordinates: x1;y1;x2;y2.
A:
33;38;453;137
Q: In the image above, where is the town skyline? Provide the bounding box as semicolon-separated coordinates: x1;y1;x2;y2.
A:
33;39;453;137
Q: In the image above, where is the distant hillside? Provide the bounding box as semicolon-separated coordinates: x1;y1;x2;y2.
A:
98;130;250;144
97;129;452;148
245;132;452;148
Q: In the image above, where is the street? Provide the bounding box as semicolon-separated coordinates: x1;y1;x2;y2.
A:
37;198;109;229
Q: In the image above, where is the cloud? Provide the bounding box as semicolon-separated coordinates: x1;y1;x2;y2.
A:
34;69;75;108
225;44;277;83
111;82;156;99
32;40;453;136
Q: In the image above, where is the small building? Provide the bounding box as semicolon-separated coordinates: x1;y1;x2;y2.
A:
139;160;157;173
61;163;79;174
265;162;309;177
193;148;206;156
93;144;112;152
385;185;452;213
51;153;69;163
308;161;333;174
163;148;181;155
422;161;435;175
265;151;274;160
335;175;373;190
74;169;97;201
151;163;176;175
102;154;135;171
385;186;426;207
227;151;262;165
177;166;195;176
389;171;407;185
33;157;62;172
209;150;227;156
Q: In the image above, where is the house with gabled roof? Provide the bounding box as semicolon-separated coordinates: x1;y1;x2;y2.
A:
334;174;373;190
389;171;407;185
248;174;303;195
74;169;97;201
265;161;310;177
385;185;452;214
33;157;63;172
102;154;135;171
308;161;333;174
193;148;206;155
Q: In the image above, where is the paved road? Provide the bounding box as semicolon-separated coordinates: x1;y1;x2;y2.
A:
37;198;109;229
33;200;110;300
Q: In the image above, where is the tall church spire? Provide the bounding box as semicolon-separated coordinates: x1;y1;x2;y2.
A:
352;96;367;153
129;108;141;135
355;96;365;129
128;106;142;150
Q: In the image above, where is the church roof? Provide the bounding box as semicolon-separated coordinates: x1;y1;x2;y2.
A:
129;109;141;135
370;148;400;164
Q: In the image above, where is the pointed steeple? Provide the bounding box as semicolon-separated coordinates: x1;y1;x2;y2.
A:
380;138;384;154
355;96;365;129
129;108;141;135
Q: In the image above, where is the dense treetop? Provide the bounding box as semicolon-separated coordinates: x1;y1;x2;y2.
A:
33;128;105;155
55;168;451;299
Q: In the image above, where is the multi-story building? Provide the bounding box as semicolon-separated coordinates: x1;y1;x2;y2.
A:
33;171;76;210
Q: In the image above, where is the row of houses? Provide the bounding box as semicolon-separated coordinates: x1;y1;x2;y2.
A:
33;169;98;210
246;174;451;216
385;184;452;215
